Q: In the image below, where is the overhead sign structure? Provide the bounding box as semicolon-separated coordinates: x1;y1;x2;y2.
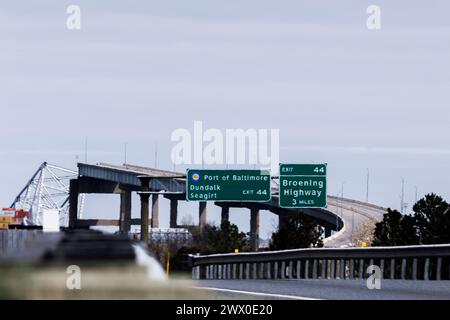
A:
186;169;271;202
279;164;327;208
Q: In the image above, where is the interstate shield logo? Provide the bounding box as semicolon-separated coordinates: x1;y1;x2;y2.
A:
191;172;201;182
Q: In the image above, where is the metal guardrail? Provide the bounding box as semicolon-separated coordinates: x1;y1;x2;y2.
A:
192;244;450;281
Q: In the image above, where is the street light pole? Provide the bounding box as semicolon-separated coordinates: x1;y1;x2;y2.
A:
366;168;369;203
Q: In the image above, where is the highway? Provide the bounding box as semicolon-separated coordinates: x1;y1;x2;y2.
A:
323;196;386;247
193;279;450;300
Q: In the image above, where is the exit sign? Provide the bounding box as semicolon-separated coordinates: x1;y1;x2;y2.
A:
279;164;327;208
186;169;271;202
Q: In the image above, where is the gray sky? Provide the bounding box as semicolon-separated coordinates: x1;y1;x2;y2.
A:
1;1;449;237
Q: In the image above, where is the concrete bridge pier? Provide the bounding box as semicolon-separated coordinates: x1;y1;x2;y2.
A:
139;192;150;243
250;207;260;252
151;194;159;228
119;187;132;233
138;177;151;244
221;206;230;224
199;201;207;231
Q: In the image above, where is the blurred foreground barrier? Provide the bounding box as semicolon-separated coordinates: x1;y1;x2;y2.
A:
192;244;450;281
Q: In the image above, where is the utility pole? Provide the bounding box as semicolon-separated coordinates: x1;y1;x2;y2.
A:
336;191;340;232
414;186;418;204
84;137;88;163
124;142;128;165
154;142;158;168
366;168;370;203
400;177;405;213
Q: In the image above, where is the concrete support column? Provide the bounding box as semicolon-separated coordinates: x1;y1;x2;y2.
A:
221;206;229;224
68;179;79;228
119;189;132;233
170;198;178;228
139;193;150;244
151;194;159;228
199;201;207;231
250;208;260;252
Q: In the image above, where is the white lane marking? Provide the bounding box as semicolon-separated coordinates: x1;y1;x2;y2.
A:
193;286;322;300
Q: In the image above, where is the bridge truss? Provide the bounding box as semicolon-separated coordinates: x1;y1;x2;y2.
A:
10;162;84;226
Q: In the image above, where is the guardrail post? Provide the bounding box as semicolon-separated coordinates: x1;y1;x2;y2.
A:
218;265;222;280
232;264;237;279
252;263;257;279
330;259;335;279
380;259;385;279
321;259;326;279
305;260;310;279
349;259;354;279
339;259;345;279
288;261;293;279
223;264;227;279
437;257;442;281
412;258;418;280
313;259;318;279
281;261;286;279
274;261;279;279
227;264;232;279
245;263;250;279
192;266;199;280
239;263;244;279
296;260;301;279
266;262;271;279
424;258;430;280
401;259;406;280
359;259;364;279
259;262;264;279
390;259;396;279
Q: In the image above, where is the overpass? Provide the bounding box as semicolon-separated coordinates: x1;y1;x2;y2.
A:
67;162;386;249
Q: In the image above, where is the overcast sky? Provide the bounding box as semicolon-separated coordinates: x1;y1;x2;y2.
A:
0;1;449;237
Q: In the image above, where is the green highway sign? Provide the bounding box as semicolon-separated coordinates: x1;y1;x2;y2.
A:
186;169;271;202
279;164;327;208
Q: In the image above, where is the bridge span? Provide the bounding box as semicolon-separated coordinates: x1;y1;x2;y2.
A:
66;162;386;249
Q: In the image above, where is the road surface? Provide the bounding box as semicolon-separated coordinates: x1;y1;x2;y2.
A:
194;279;450;300
323;196;386;247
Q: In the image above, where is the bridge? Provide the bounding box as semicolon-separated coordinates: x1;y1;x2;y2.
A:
65;162;385;249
